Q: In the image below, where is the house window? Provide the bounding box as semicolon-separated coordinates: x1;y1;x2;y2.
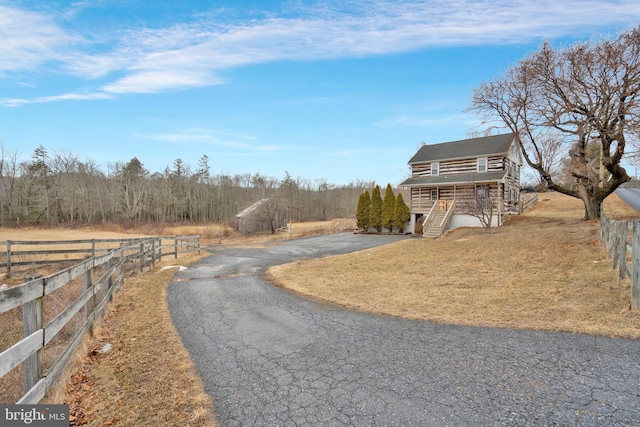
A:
476;186;489;209
476;186;488;199
477;157;487;173
431;189;438;200
431;162;439;176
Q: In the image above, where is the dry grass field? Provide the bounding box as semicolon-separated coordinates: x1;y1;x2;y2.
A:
0;227;151;285
268;192;640;339
163;218;357;246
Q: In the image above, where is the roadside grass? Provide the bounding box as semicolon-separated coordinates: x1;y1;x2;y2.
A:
267;192;640;339
59;251;218;427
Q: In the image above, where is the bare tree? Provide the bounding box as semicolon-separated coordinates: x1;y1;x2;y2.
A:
113;157;148;221
254;197;287;235
0;144;20;225
456;184;499;233
50;151;81;223
470;26;640;219
75;159;106;223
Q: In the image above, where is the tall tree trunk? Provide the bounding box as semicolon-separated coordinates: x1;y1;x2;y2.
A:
582;196;601;220
576;185;602;220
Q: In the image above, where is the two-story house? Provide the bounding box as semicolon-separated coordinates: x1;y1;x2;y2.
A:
400;133;522;237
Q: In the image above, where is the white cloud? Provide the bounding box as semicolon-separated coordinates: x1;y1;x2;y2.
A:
102;70;223;94
135;128;286;152
1;91;113;107
0;4;79;75
3;0;640;100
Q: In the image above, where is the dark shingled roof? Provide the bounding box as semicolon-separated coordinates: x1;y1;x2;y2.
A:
408;133;516;164
400;171;507;187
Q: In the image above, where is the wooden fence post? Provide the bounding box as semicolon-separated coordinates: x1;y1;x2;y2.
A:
158;238;163;262
619;221;628;280
106;255;113;302
84;257;94;337
22;275;43;395
118;244;125;289
7;240;11;278
151;239;156;268
632;221;640;310
174;238;178;260
612;221;620;270
608;219;615;258
139;242;145;273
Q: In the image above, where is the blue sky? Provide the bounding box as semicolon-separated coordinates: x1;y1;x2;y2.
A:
1;1;640;186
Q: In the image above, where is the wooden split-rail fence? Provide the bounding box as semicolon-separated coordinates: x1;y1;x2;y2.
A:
600;211;640;310
1;236;199;278
0;236;200;404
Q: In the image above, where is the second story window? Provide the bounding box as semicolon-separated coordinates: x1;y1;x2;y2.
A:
431;162;439;176
477;157;487;173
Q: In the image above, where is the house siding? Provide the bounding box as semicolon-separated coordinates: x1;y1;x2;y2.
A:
411;155;506;178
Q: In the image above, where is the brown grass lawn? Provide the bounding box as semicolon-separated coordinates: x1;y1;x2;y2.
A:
268;192;640;339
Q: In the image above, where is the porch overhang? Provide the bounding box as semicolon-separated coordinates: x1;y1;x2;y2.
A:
400;171;507;188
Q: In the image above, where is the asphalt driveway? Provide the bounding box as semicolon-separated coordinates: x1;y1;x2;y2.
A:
167;233;640;426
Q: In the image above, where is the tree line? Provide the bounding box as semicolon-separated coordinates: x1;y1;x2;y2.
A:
0;144;385;227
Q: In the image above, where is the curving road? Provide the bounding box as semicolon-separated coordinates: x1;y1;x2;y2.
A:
168;233;640;426
616;187;640;211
